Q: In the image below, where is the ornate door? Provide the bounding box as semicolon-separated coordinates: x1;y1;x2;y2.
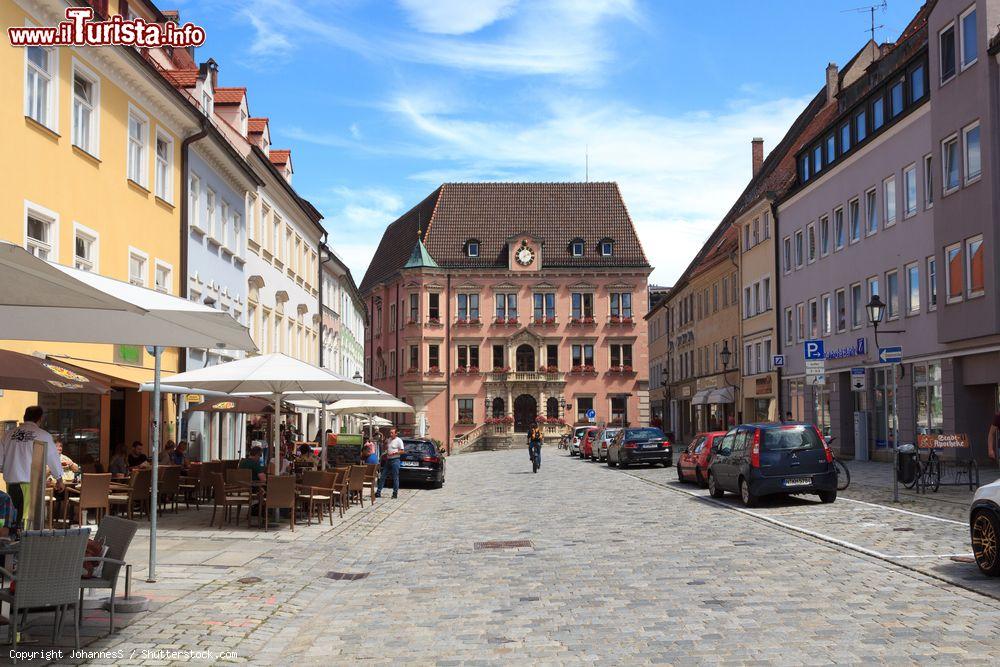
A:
513;394;537;433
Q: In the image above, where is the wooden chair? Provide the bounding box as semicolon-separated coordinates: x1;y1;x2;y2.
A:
108;468;151;520
329;468;348;518
226;467;251;485
210;472;248;528
296;471;334;526
362;463;379;504
66;473;111;526
262;475;296;531
157;465;181;513
347;465;366;507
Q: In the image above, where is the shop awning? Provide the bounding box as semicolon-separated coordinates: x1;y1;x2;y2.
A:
48;356;154;388
707;387;735;404
691;389;711;405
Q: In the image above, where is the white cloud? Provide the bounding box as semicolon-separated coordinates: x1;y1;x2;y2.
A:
315;187;407;280
389;92;811;284
396;0;518;35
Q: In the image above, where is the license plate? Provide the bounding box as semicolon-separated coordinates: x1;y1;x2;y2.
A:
642;443;659;449
401;461;419;467
783;477;810;487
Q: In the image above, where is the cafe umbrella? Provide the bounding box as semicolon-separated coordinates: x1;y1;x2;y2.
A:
328;397;415;443
0;348;112;394
0;241;256;581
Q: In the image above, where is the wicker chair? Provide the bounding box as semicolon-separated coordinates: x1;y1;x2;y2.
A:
261;476;296;531
0;528;90;650
79;516;139;634
296;471;335;526
347;465;366;507
66;473;111;526
210;473;248;528
108;468;151;520
157;465;181;513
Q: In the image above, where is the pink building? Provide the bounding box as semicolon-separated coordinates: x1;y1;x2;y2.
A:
359;183;652;451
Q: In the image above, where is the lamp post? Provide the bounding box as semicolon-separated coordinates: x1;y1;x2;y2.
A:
720;341;736;429
867;294;900;501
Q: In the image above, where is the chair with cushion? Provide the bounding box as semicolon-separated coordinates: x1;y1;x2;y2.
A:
108;468;151;520
261;475;296;532
79;515;139;634
210;472;248;528
66;473;111;526
0;528;90;650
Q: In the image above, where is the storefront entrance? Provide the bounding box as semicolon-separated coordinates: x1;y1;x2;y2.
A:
514;394;537;432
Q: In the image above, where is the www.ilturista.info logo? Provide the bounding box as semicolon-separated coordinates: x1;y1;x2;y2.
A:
8;7;205;48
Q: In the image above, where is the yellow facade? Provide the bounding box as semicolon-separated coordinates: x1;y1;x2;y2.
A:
1;0;195;463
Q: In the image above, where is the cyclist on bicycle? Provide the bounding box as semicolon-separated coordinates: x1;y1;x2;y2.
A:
528;426;543;471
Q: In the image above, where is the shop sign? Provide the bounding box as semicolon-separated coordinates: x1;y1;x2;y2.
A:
755;376;773;396
185;394;204;404
917;433;969;449
696;377;718;391
827;338;866;360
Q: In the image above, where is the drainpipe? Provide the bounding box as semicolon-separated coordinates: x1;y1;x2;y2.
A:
446;274;452;454
395;282;401;399
318;234;330;368
179;117;210;374
770;199;783;418
728;247;741;425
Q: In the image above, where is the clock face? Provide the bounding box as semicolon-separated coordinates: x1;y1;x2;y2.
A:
516;246;534;266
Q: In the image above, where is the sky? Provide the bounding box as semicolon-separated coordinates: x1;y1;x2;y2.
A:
181;0;925;286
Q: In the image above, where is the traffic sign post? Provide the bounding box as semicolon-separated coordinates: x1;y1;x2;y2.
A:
850;367;866;392
878;346;902;364
586;408;596;423
804;340;825;360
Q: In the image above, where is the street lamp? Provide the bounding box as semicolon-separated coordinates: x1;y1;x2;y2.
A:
353;370;362;382
866;294;886;351
720;341;737;429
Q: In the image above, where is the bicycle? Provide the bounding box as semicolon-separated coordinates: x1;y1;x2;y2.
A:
907;447;941;492
825;437;851;491
529;442;541;473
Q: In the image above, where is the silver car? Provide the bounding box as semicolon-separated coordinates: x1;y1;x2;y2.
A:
569;425;590;456
594;428;621;461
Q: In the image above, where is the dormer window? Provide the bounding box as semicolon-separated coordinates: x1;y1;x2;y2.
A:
465;240;480;258
571;239;585;257
600;239;614;256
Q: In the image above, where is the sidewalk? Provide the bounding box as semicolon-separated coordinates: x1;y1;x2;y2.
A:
841;458;1000;522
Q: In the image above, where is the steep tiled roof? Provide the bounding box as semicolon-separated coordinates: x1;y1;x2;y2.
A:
160;67;199;88
359;182;650;294
248;117;269;135
269;149;290;166
359;189;442;293
214;87;246;105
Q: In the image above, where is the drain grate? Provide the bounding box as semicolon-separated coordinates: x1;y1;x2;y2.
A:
326;571;371;581
474;540;533;551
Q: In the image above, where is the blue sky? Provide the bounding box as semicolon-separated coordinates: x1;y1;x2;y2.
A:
184;0;924;285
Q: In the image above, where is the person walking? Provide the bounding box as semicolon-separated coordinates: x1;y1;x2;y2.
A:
528;425;543;472
375;427;404;499
0;406;64;529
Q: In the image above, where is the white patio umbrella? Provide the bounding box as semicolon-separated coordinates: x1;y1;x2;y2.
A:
158;353;374;473
0;242;255;583
329;397;415;441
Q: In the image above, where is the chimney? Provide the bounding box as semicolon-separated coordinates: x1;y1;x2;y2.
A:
826;62;839;102
751;138;764;177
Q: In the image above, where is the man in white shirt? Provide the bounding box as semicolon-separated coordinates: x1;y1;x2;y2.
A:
0;406;64;528
375;427;404;499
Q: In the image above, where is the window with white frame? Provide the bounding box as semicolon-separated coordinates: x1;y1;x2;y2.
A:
906;262;920;313
763;277;771;310
763;212;771;239
25;205;56;260
127;107;148;186
794;230;804;268
960;6;977;70
784;307;794;345
129;250;148;287
753;282;762;315
745;343;754;375
923;154;934;208
886;270;899;320
819;293;831;335
943;135;960;192
220;201;230;248
808;299;818;338
233;211;243;257
188;173;201;231
154;131;173;201
72;63;99;155
73;224;98;272
868;276;880;302
903;164;917;217
807;223;816;263
819;215;830;256
883;176;896;226
966;234;984;297
848;199;861;243
940;22;957;82
206;188;217;238
865;187;878;235
782;237;792;273
835;288;846;332
744;286;752;318
154;260;171;294
743;225;750;251
964;122;981;183
26;45;56;128
834;207;845;250
851;282;863;328
927;256;937;310
945;242;962;302
796;303;806;341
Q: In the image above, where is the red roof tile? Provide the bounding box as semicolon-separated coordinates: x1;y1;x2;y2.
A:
248;117;269;135
161;67;199;88
214;87;246;105
269;149;290;166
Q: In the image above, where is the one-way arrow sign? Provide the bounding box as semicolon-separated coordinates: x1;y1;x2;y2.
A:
878;346;902;364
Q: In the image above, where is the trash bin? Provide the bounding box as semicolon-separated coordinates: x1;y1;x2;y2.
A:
896;443;917;485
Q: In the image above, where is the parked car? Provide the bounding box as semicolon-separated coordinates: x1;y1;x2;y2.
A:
579;427;601;459
970;478;1000;575
707;423;837;507
397;438;446;489
592;427;621;462
607;427;672;468
568;426;590;456
676;431;726;487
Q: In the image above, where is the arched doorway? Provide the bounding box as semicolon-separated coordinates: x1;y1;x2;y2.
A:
516;344;535;371
513;394;537;432
491;396;506;418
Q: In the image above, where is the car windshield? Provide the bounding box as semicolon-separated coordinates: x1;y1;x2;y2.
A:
624;428;664;443
761;426;822;452
693;436;707;453
402;440;436;456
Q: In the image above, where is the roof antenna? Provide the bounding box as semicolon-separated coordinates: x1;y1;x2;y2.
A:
842;1;887;42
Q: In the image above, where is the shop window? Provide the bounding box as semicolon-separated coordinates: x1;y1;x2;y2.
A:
914;361;943;435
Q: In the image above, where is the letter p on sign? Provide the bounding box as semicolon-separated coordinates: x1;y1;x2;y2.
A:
804;339;825;360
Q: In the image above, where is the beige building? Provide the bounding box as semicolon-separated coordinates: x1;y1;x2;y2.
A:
646;297;669;429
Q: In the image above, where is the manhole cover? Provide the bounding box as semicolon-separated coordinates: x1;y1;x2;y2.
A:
326;571;371;581
951;556;976;563
893;527;914;532
474;540;533;551
237;577;261;584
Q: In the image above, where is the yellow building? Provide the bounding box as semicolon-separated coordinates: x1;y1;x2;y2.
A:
1;0;203;466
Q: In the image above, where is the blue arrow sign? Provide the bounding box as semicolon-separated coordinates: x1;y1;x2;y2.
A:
586;408;596;420
878;346;902;364
804;339;825;360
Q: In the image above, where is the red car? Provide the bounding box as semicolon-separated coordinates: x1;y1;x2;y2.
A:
676;431;726;487
579;427;600;459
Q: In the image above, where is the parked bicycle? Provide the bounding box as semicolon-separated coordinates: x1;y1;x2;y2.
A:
824;436;851;491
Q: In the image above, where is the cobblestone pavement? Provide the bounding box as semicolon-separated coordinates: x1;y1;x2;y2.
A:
40;449;1000;664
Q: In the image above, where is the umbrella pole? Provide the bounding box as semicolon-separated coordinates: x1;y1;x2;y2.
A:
273;394;281;474
320;401;328;471
148;346;161;583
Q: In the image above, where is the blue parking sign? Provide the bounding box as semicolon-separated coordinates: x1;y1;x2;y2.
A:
804;339;825;360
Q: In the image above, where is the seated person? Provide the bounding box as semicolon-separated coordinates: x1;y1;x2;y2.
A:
239;445;267;482
127;441;149;468
296;443;317;462
108;443;130;478
55;436;79;482
171;441;189;467
160;441;176;464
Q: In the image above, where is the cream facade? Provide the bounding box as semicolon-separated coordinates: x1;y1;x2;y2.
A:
737;200;778;422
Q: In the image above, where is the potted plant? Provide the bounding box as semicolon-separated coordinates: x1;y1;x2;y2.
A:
427;365;441;374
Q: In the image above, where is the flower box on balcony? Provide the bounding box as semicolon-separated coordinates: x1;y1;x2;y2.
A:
427;317;442;327
541;366;559;373
570;365;596;375
404;368;420;376
456;318;481;327
531;317;557;326
491;366;510;374
569;317;596;326
455;366;479;375
426;366;442;376
456;419;475;427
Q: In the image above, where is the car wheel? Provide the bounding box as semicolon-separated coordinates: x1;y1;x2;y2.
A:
676;463;685;482
972;510;1000;576
740;477;759;508
818;489;837;504
695;467;706;488
707;472;724;498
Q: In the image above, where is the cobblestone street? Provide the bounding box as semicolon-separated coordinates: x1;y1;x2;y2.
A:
60;448;1000;664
